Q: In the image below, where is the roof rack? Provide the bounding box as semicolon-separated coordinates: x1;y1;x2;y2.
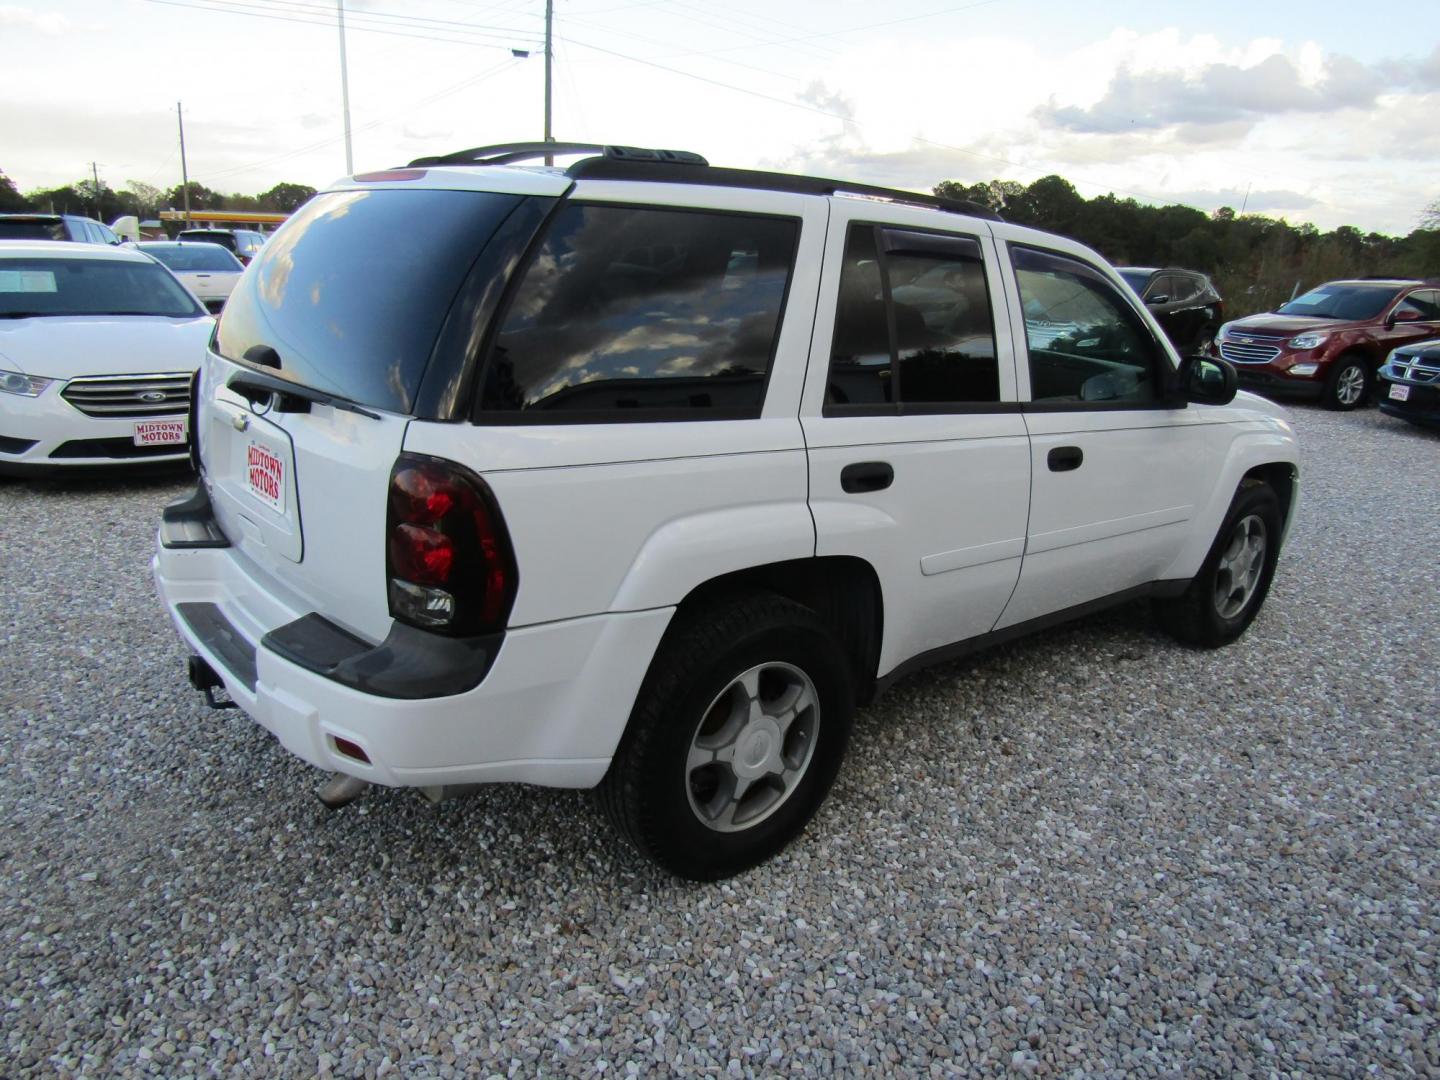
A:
406;141;1000;221
565;157;1001;221
408;142;709;168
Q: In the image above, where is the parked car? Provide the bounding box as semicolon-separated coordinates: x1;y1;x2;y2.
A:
1118;266;1224;355
175;228;266;265
137;240;245;314
1376;341;1440;429
0;241;211;474
1216;279;1440;410
154;144;1299;880
0;212;122;245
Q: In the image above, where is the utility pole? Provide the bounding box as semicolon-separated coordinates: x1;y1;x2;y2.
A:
177;101;192;224
89;161;101;219
338;0;354;174
543;0;554;165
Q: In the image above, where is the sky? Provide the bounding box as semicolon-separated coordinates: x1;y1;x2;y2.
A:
2;0;1437;235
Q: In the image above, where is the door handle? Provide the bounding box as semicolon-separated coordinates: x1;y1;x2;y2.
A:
840;461;893;493
1047;446;1083;472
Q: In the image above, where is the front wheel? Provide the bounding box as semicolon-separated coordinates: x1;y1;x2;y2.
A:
1324;355;1370;410
1156;481;1282;648
597;591;855;880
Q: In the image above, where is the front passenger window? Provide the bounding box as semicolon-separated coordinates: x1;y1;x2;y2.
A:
1013;246;1165;405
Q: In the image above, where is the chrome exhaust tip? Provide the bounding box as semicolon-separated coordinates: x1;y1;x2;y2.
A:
316;773;370;810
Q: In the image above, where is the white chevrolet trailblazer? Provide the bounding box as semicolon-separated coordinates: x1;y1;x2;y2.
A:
1;242;212;474
154;144;1299;879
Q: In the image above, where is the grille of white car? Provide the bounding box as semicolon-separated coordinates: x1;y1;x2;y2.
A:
61;372;192;417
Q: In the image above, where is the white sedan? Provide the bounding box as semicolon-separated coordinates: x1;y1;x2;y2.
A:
136;240;245;315
0;241;213;474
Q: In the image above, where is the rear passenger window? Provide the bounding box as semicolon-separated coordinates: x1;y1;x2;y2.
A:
826;223;999;410
479;203;798;419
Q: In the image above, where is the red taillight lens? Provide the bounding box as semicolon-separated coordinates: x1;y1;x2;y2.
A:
386;454;517;635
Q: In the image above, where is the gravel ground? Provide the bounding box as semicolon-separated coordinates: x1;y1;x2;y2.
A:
1;405;1437;1077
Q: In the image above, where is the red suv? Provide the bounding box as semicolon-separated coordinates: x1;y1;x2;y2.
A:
1217;279;1440;409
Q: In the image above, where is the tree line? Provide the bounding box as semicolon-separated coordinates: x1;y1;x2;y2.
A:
4;165;1437;319
0;170;317;224
937;176;1440;318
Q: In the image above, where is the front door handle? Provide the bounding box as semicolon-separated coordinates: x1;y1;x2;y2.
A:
841;461;893;493
1047;446;1084;472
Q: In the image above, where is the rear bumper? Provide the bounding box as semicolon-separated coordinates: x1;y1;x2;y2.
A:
153;504;673;790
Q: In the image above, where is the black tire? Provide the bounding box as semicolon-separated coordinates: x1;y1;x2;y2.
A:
1323;354;1370;410
1155;481;1282;648
597;590;855;880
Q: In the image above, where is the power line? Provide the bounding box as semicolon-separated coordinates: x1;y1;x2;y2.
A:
561;33;1162;203
203;0;541;38
142;0;543;49
200;57;523;181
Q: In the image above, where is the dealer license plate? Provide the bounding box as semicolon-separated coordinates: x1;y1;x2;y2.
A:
133;419;187;446
1389;384;1410;402
245;439;286;513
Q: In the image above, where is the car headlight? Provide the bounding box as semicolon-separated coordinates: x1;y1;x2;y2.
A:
1288;332;1326;350
1288;363;1320;377
0;369;54;397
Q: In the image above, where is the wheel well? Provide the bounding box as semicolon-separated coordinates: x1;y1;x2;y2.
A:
673;557;884;703
1243;462;1297;530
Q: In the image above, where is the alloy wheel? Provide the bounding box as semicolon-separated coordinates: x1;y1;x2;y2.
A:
685;662;820;833
1214;513;1267;619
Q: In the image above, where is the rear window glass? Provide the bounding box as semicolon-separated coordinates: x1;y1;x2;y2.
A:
0;219;65;241
178;231;237;251
0;257;203;317
1276;284;1399;321
216;189;525;414
479;203;797;419
144;244;242;272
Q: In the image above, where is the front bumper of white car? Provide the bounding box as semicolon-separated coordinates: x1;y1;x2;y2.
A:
0;374;191;473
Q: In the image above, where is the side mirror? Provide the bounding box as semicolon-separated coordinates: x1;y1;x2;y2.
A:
1177;354;1237;406
1390;308;1421;326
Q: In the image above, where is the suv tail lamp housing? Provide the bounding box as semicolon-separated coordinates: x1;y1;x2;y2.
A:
386;453;517;636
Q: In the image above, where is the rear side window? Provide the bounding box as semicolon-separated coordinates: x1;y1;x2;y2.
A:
479;203;798;420
217;188;526;414
826;223;1000;411
0;219;65;241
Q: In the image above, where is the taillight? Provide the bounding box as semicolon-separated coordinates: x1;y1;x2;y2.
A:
386;453;517;636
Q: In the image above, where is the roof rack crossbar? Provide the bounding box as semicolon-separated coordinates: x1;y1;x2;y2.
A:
409;141;606;167
407;142;708;168
562;158;1000;221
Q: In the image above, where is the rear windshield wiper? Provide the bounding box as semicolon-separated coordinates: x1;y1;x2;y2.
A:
227;368;381;420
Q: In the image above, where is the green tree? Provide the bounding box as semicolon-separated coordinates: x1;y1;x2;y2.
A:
0;169;30;212
258;182;317;213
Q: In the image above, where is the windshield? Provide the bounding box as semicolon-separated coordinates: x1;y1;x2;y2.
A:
0;219;66;241
143;243;243;272
1277;284;1399;320
216;188;528;413
0;257;204;317
1118;270;1153;294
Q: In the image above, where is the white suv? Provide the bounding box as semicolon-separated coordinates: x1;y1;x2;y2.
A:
154;143;1300;879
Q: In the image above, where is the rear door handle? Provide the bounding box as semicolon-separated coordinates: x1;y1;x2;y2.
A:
841;461;893;493
1047;446;1084;472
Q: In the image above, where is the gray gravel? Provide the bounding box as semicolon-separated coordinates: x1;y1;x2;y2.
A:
2;405;1438;1077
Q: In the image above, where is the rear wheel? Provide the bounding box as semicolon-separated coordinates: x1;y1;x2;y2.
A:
1324;354;1370;410
597;591;854;880
1156;481;1282;648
